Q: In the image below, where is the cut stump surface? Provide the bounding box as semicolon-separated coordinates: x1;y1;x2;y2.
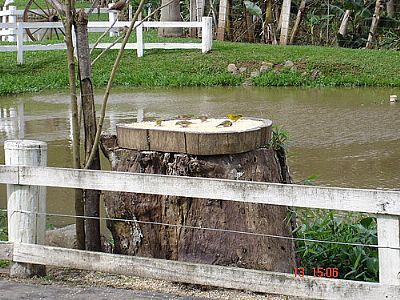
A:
116;117;272;155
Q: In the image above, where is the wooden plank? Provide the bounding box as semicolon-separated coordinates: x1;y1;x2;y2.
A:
0;45;17;52
21;22;64;29
2;165;399;216
24;44;66;51
93;43;137;50
0;23;16;29
0;165;18;184
0;242;13;260
144;43;202;49
378;215;400;285
13;243;400;299
142;21;201;28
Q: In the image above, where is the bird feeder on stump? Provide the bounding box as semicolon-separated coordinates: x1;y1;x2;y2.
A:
101;117;295;273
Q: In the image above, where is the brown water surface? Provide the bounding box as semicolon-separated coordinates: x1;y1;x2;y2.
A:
0;87;399;226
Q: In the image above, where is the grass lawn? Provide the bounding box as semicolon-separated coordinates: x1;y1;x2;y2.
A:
1;30;400;95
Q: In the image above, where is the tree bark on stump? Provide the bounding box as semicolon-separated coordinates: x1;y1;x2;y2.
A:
101;134;296;273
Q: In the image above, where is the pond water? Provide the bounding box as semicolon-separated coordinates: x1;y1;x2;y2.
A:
0;87;399;226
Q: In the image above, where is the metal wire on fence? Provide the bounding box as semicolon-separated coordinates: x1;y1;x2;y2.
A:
1;207;399;251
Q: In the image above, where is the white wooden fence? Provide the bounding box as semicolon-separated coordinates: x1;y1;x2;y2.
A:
0;6;117;42
0;16;213;64
0;140;399;298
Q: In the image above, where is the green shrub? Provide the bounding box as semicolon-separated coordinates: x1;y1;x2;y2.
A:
294;210;378;282
269;125;289;150
0;211;8;267
0;210;7;241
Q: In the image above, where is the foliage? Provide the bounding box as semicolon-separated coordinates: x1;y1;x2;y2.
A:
244;0;262;17
0;210;7;241
378;29;400;50
269;125;289;150
294;210;378;282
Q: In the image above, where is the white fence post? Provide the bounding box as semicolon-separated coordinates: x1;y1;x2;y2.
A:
5;140;47;278
136;21;144;57
108;4;118;37
1;7;5;41
16;22;24;64
377;215;400;285
8;6;16;42
201;17;212;54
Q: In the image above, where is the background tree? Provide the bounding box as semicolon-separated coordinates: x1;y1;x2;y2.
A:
386;0;396;18
159;0;183;37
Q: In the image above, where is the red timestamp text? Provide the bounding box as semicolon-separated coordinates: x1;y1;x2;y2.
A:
293;267;339;278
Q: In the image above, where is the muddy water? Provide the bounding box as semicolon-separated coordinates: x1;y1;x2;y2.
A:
0;87;399;226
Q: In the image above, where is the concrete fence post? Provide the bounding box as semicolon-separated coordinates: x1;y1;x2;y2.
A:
201;17;212;53
5;140;47;278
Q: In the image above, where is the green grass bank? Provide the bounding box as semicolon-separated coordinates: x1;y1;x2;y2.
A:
1;40;400;95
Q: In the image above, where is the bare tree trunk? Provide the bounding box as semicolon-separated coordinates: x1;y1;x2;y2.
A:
366;0;384;49
64;0;85;250
75;9;101;252
217;0;228;40
190;0;197;36
387;0;396;17
338;9;351;37
280;0;291;45
289;0;306;45
196;0;205;21
265;0;277;44
244;6;254;42
158;0;182;37
276;1;283;34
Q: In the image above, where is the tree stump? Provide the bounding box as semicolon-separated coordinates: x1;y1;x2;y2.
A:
100;118;295;273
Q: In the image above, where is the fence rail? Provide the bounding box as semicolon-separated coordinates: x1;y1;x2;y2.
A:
0;165;398;215
0;242;397;299
0;6;113;41
0;140;399;298
0;17;213;64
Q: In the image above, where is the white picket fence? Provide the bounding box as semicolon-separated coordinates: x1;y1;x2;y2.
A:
0;140;399;299
0;7;213;64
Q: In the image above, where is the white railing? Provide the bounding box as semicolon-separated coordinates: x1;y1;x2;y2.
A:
0;6;17;41
0;140;399;298
0;17;213;64
0;6;117;41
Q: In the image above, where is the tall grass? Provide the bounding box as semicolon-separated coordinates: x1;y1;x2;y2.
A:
294;210;378;282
